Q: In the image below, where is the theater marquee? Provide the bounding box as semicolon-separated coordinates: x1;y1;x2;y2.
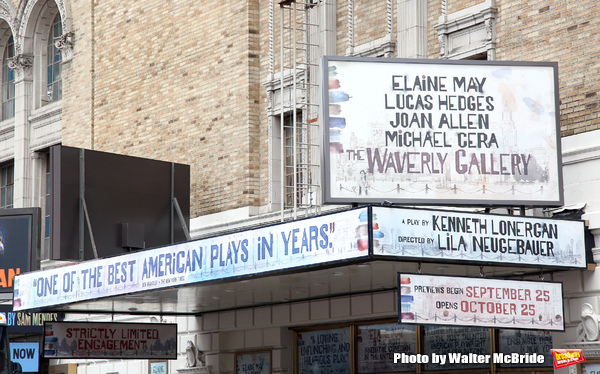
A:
398;273;564;331
322;57;562;206
373;206;586;268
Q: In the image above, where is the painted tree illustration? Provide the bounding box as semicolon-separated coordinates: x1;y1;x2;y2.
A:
58;338;69;354
163;338;176;355
69;340;78;356
151;339;164;356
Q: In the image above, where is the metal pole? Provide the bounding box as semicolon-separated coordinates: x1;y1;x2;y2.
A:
170;162;175;244
280;3;286;221
292;2;298;220
79;149;85;261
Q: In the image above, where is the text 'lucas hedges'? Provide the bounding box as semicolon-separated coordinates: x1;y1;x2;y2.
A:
393;353;544;365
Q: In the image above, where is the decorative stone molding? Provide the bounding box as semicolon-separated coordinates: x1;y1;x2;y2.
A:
55;31;74;62
8;54;33;81
29;103;62;151
563;341;600;358
593;248;600;266
176;368;212;374
438;35;446;56
263;70;307;116
434;0;497;59
17;0;71;55
0;0;17;42
347;0;395;57
351;35;395;58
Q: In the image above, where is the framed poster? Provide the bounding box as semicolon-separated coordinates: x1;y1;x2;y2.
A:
497;329;553;367
235;350;271;374
149;360;168;374
43;321;177;359
398;273;565;331
297;327;351;373
357;323;416;373
423;326;491;371
582;362;600;373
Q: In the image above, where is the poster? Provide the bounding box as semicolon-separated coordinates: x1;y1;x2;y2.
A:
423;326;490;371
0;211;37;292
10;342;39;373
43;321;177;359
322;56;562;206
373;206;586;268
357;323;416;373
497;329;552;367
297;328;351;373
398;273;564;331
582;363;600;373
236;351;271;374
149;361;168;374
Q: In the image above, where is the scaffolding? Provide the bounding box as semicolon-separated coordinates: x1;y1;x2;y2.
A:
279;0;322;220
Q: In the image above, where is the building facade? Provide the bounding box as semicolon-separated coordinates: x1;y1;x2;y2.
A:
0;0;599;373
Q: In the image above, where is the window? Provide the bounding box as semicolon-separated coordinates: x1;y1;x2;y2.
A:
283;112;304;208
2;35;14;120
0;163;13;209
434;2;497;60
46;14;62;103
43;153;51;259
295;322;553;373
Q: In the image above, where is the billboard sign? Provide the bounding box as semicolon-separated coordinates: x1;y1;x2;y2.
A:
14;207;369;311
0;208;40;292
10;342;39;373
398;273;564;331
373;206;586;268
322;56;562;206
0;305;64;334
43;322;177;359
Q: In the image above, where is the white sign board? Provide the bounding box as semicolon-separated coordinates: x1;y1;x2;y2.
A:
13;208;369;311
373;206;586;268
43;322;177;359
322;57;562;206
398;273;564;331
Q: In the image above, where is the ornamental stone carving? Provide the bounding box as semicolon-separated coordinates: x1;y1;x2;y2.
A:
577;303;600;342
185;340;206;368
178;340;211;374
55;31;73;62
8;54;33;81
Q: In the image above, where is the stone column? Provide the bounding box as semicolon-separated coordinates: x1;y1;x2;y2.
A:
8;54;34;208
397;0;428;59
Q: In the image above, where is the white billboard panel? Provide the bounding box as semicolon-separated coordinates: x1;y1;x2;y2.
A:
398;273;564;331
374;206;586;268
322;57;562;206
13;208;370;311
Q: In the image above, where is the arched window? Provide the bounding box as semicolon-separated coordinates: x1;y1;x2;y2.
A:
1;35;13;120
46;14;62;103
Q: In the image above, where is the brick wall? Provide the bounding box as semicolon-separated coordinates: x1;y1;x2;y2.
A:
425;0;600;137
63;0;262;217
62;0;93;149
495;0;600;136
61;0;599;219
335;0;393;55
